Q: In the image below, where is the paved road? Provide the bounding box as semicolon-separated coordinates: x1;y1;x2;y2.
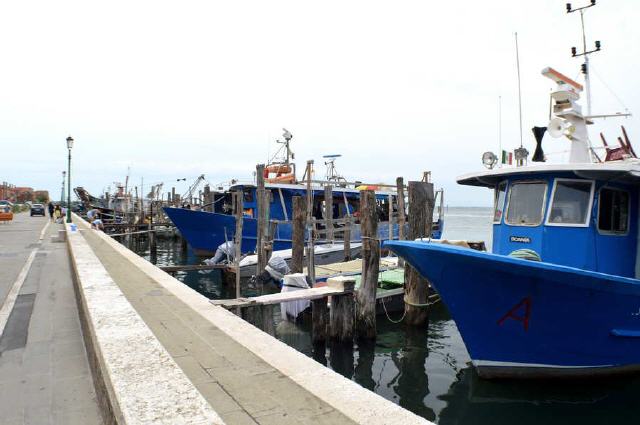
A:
0;213;102;424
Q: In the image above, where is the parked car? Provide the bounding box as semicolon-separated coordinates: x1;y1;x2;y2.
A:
30;203;46;216
0;204;13;222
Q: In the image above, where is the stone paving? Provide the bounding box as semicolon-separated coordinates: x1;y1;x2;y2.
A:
0;213;102;425
81;226;356;425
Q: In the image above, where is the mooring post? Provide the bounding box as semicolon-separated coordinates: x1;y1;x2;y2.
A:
305;160;315;283
149;201;157;255
291;196;305;274
234;190;244;303
329;276;356;343
324;185;334;243
261;305;276;336
312;297;329;344
265;218;275;262
256;164;268;275
404;180;435;326
396;177;406;267
203;184;212;212
343;218;351;261
356;190;379;339
388;193;394;241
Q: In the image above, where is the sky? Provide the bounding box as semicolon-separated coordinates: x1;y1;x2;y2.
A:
1;0;639;206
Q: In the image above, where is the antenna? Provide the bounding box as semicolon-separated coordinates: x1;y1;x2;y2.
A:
567;1;600;116
498;95;502;167
322;154;343;182
515;32;523;149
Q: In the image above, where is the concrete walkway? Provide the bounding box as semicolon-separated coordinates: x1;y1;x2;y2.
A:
0;213;102;424
81;227;356;424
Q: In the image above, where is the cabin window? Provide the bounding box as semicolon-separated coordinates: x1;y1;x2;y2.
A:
243;188;254;203
598;188;629;234
505;181;547;226
493;181;507;223
546;179;594;226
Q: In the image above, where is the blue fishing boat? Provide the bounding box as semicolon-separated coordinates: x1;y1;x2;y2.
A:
165;132;444;256
387;5;640;379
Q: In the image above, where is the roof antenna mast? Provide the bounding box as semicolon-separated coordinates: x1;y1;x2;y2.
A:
515;32;524;150
567;1;600;117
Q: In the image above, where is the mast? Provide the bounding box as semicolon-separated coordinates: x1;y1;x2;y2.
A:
567;1;600;117
514;33;523;150
498;96;502;167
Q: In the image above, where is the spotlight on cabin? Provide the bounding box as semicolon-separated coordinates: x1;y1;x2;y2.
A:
566;3;572;12
595;40;601;50
482;152;498;169
571;47;577;56
513;148;529;162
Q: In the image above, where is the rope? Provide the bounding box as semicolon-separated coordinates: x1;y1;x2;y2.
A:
381;297;406;324
590;64;631;113
381;294;441;323
403;294;442;308
403;296;431;308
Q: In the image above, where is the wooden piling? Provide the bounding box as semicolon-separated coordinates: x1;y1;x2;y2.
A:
291;196;305;274
329;277;356;343
233;190;244;301
305;161;315;283
343;218;351;261
256;164;268;275
356;190;379;339
404;180;435;326
203;185;212;212
312;298;329;344
387;194;393;241
149;202;157;254
324;185;334;243
265;219;275;263
261;305;276;336
396;177;406;267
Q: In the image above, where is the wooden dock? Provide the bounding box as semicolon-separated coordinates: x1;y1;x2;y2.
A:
210;277;354;309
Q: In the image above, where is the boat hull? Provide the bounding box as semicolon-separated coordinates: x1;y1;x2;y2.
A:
385;241;640;379
164;207;293;256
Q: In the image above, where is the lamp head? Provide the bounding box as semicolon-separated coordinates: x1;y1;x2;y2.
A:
482;151;498;169
66;136;74;149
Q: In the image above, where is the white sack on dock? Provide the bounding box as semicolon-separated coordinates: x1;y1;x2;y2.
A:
266;255;290;281
280;273;310;321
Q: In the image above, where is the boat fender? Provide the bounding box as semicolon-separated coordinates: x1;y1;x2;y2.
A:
508;249;541;261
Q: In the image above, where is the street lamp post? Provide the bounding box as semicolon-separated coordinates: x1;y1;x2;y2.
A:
66;136;74;223
60;171;66;206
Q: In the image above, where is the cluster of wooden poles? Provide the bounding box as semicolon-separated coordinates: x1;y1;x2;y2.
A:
231;160;437;344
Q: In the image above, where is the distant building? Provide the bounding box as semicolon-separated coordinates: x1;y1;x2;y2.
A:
0;183;48;203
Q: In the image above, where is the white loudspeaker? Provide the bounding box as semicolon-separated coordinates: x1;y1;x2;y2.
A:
548;117;575;138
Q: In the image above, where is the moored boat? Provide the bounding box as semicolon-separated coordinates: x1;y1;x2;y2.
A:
165;131;444;255
386;4;640;379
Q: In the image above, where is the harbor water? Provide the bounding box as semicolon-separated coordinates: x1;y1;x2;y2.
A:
120;207;640;424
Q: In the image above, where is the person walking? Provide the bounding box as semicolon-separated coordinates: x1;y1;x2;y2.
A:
53;204;62;223
47;202;54;220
